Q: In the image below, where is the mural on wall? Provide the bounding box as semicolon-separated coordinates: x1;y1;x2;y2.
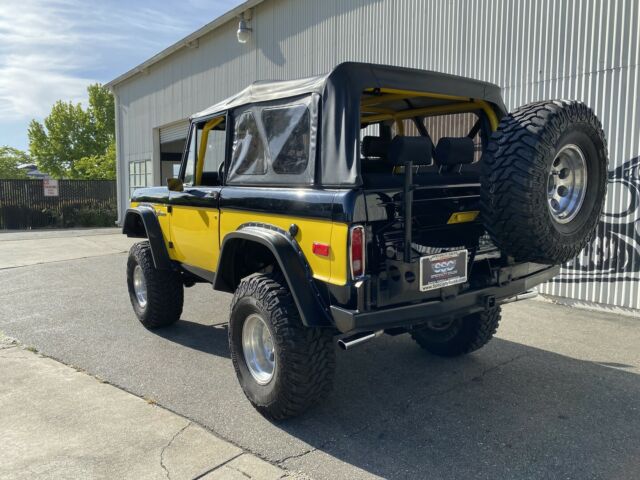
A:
552;155;640;284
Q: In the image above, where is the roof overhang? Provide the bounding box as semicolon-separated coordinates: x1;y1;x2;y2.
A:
105;0;265;90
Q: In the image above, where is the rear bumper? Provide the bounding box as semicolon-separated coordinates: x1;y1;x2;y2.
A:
330;264;559;333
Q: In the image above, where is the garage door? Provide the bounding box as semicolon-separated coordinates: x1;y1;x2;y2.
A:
160;120;189;144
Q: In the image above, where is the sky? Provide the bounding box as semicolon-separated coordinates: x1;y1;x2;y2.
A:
0;0;244;151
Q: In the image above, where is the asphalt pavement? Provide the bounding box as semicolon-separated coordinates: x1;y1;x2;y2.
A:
1;234;639;479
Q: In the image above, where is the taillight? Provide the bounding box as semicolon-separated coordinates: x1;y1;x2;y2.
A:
350;225;365;278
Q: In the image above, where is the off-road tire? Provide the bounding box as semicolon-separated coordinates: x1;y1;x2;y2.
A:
410;307;501;357
481;100;608;264
229;272;335;420
127;241;183;328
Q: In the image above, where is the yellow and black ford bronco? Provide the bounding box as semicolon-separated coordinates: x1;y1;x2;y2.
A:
124;63;607;419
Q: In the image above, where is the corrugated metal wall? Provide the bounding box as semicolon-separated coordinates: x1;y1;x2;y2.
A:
114;0;639;309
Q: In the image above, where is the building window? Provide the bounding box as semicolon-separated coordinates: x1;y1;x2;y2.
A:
129;160;152;197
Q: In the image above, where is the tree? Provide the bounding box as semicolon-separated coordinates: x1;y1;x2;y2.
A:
28;84;115;179
75;140;116;180
0;146;29;179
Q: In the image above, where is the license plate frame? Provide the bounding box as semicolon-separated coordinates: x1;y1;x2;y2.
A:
419;249;468;292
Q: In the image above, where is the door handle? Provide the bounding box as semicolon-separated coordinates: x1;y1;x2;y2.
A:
206;191;219;199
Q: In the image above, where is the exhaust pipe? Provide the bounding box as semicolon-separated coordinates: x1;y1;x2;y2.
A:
501;289;538;305
337;330;383;350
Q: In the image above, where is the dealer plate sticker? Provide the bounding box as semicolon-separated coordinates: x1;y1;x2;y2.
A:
419;249;468;292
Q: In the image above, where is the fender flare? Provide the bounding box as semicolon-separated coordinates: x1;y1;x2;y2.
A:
122;206;172;270
214;225;332;328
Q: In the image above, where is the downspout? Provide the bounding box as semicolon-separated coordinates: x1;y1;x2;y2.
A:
112;88;124;226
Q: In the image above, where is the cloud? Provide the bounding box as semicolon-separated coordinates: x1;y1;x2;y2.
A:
0;0;243;149
0;0;218;120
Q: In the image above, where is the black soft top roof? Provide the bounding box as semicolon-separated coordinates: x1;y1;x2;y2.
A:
193;62;507;187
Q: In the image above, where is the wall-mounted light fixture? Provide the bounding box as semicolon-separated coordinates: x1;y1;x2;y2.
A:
237;10;253;44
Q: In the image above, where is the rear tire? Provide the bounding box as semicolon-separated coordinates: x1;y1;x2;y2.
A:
410;307;501;357
127;241;183;328
481;100;608;264
229;273;335;420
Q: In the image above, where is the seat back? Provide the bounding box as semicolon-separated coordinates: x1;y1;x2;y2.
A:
387;136;433;166
362;136;390;158
434;137;475;167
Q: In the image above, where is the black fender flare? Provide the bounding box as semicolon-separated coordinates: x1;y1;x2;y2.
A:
122;206;172;270
214;225;332;328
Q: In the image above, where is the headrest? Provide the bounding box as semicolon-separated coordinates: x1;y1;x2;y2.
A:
362;136;390;158
387;136;433;166
435;137;475;166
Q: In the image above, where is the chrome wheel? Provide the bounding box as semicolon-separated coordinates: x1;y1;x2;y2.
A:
132;265;147;308
242;314;276;385
547;144;588;224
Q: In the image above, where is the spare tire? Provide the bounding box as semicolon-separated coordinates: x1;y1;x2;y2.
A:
481;100;608;264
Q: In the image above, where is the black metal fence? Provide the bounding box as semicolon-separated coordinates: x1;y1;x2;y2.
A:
0;180;117;230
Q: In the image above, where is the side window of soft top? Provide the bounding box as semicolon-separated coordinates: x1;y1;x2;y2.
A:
226;95;317;186
229;111;267;176
262;104;310;175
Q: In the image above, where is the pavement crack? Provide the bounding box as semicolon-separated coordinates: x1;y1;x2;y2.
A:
192;452;244;479
277;421;373;467
160;422;191;480
476;353;528;378
226;464;252;479
423;353;529;399
276;447;317;466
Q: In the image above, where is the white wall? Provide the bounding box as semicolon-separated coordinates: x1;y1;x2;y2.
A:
114;0;640;309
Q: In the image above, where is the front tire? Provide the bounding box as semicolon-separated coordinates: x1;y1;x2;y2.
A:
127;241;183;328
410;307;501;357
229;273;335;420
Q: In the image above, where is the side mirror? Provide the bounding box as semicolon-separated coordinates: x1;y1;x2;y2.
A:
167;177;183;192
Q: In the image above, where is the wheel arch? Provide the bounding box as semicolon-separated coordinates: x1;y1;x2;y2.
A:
122;206;172;270
214;226;333;328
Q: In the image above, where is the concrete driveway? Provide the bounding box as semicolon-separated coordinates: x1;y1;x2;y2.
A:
0;230;639;479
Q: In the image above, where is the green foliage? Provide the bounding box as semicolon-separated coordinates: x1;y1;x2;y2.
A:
63;203;118;228
75;141;116;180
0;146;29;179
41;202;118;228
28;84;115;179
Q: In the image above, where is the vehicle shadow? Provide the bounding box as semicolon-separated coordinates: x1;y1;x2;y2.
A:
153;319;230;359
271;335;640;480
147;311;640;479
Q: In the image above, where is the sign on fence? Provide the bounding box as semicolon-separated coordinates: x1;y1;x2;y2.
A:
43;179;59;197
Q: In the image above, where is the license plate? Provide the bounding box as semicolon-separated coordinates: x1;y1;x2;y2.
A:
419;249;468;292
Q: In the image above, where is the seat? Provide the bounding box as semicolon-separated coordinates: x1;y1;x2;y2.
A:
362;136;390;158
434;137;475;173
361;136;391;174
200;171;221;186
387;136;433;166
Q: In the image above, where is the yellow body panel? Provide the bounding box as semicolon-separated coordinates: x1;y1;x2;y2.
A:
130;201;172;251
170;206;220;272
220;209;349;286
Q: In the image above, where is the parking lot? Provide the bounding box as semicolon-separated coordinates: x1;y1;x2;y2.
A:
1;229;639;479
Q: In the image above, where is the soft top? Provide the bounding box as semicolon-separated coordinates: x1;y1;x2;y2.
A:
192;62;507;187
191;62;506;121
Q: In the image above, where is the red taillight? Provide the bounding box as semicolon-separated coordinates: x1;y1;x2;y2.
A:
350;226;365;278
312;242;330;257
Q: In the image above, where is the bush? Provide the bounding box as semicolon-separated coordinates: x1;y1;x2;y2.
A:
60;203;117;228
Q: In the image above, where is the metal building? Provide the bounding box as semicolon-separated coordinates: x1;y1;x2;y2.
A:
107;0;640;311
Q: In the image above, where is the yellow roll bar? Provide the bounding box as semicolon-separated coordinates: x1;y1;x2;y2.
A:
195;116;224;185
360;88;499;131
